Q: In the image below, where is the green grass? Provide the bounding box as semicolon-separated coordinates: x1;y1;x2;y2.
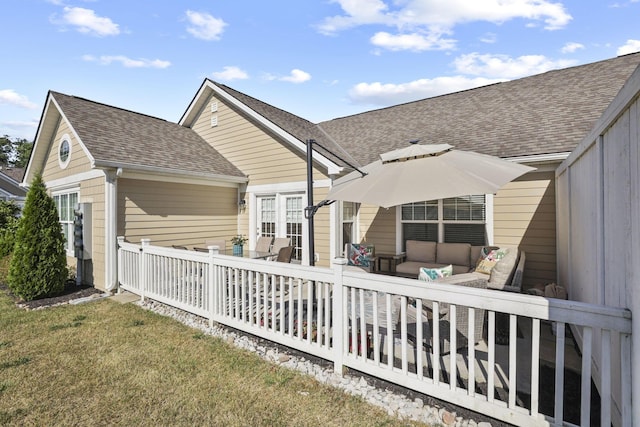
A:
0;289;426;426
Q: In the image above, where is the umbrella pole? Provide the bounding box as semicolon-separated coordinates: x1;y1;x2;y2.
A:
306;139;316;267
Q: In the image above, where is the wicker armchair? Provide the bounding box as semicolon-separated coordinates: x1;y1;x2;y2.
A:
406;276;487;354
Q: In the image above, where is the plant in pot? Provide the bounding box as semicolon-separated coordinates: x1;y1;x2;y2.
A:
231;234;248;256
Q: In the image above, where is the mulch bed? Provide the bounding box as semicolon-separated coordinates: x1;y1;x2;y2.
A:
0;281;103;310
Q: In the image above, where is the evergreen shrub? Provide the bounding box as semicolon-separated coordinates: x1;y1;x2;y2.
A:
8;173;68;300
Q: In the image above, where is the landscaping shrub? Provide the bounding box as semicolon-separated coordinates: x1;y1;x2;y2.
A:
0;200;21;257
8;173;68;300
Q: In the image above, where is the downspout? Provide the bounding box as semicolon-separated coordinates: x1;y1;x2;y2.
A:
104;168;120;291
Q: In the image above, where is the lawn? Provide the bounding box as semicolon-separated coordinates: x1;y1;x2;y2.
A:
0;288;424;426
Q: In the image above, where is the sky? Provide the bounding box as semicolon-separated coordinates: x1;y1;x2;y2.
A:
2;0;640;141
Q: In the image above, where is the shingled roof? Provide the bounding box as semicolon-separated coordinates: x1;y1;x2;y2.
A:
51;92;245;179
317;53;640;166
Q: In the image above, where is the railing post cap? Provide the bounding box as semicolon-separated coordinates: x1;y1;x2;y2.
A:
333;257;348;266
141;238;151;246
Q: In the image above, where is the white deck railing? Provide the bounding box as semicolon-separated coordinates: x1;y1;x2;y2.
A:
117;238;632;427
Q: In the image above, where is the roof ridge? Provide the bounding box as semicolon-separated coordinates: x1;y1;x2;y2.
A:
208;80;317;125
50;91;173;124
321;52;640;123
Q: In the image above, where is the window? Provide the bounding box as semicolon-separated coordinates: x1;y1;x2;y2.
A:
401;195;486;247
53;190;79;255
58;134;72;169
341;201;357;246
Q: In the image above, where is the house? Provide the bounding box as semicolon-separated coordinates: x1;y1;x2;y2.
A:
24;52;640;292
0;167;26;205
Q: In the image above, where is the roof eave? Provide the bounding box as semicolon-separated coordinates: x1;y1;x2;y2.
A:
94;160;249;185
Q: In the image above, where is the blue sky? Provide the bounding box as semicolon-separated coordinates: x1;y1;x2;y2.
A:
2;0;640;141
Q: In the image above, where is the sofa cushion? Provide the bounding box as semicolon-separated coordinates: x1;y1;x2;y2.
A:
436;242;471;267
418;264;453;282
405;240;436;263
488;247;519;289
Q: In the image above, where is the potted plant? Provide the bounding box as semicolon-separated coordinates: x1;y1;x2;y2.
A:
231;234;247;256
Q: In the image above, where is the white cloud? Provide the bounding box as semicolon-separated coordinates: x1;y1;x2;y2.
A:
480;32;497;44
185;10;226;41
370;31;456;51
0;90;38;109
348;76;503;106
561;42;585;53
453;53;577;79
318;0;571;51
52;6;120;36
83;55;171;69
617;39;640;55
212;66;249;81
279;69;312;84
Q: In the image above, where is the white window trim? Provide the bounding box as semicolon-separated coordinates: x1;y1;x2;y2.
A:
52;187;80;256
395;194;494;251
58;133;72;169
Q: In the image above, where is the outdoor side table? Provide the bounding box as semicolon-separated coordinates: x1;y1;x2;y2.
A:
376;253;404;273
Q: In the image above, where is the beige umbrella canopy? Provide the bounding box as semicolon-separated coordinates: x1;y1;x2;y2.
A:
327;143;535;208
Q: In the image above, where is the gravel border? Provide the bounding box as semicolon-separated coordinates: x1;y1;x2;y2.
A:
138;298;509;427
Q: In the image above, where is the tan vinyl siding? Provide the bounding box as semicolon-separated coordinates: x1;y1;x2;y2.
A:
118;179;238;248
493;171;556;288
80;176;106;290
311;187;331;267
42;120;92;182
358;204;397;254
192;94;326;184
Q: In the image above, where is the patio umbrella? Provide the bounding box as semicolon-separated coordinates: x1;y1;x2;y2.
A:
326;143;535;208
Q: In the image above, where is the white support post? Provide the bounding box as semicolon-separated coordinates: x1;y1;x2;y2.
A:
104;170;118;292
332;257;347;376
140;239;150;302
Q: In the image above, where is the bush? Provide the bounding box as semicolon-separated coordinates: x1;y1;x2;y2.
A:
0;200;21;257
8;173;68;300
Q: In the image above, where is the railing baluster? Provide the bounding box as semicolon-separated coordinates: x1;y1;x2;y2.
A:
581;326;593;426
554;322;565;424
508;313;517;408
449;304;457;391
601;329;611;427
433;301;440;386
416;299;423;379
530;318;541;416
488;311;496;402
467;307;475;396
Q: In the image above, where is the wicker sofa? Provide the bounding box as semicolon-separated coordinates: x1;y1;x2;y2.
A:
395;240;526;293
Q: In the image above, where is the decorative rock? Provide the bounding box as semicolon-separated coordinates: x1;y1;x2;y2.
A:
442;410;456;425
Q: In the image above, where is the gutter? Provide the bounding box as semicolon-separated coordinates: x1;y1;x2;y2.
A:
94;160;249;185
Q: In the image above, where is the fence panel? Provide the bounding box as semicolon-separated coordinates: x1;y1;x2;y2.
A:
117;239;632;427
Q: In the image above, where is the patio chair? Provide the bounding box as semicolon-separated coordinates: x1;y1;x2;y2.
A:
205;239;226;252
172;245;188;250
276;246;294;263
255;236;273;253
406;276;487;354
193;247;209;253
269;237;291;260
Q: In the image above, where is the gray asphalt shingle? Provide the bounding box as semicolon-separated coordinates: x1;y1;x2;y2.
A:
52;92;245;179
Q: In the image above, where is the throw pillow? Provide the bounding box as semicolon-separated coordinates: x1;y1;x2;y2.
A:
347;244;374;267
418;264;453;282
475;246;508;275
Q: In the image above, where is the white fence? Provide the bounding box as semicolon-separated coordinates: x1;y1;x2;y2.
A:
117;238;632;427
